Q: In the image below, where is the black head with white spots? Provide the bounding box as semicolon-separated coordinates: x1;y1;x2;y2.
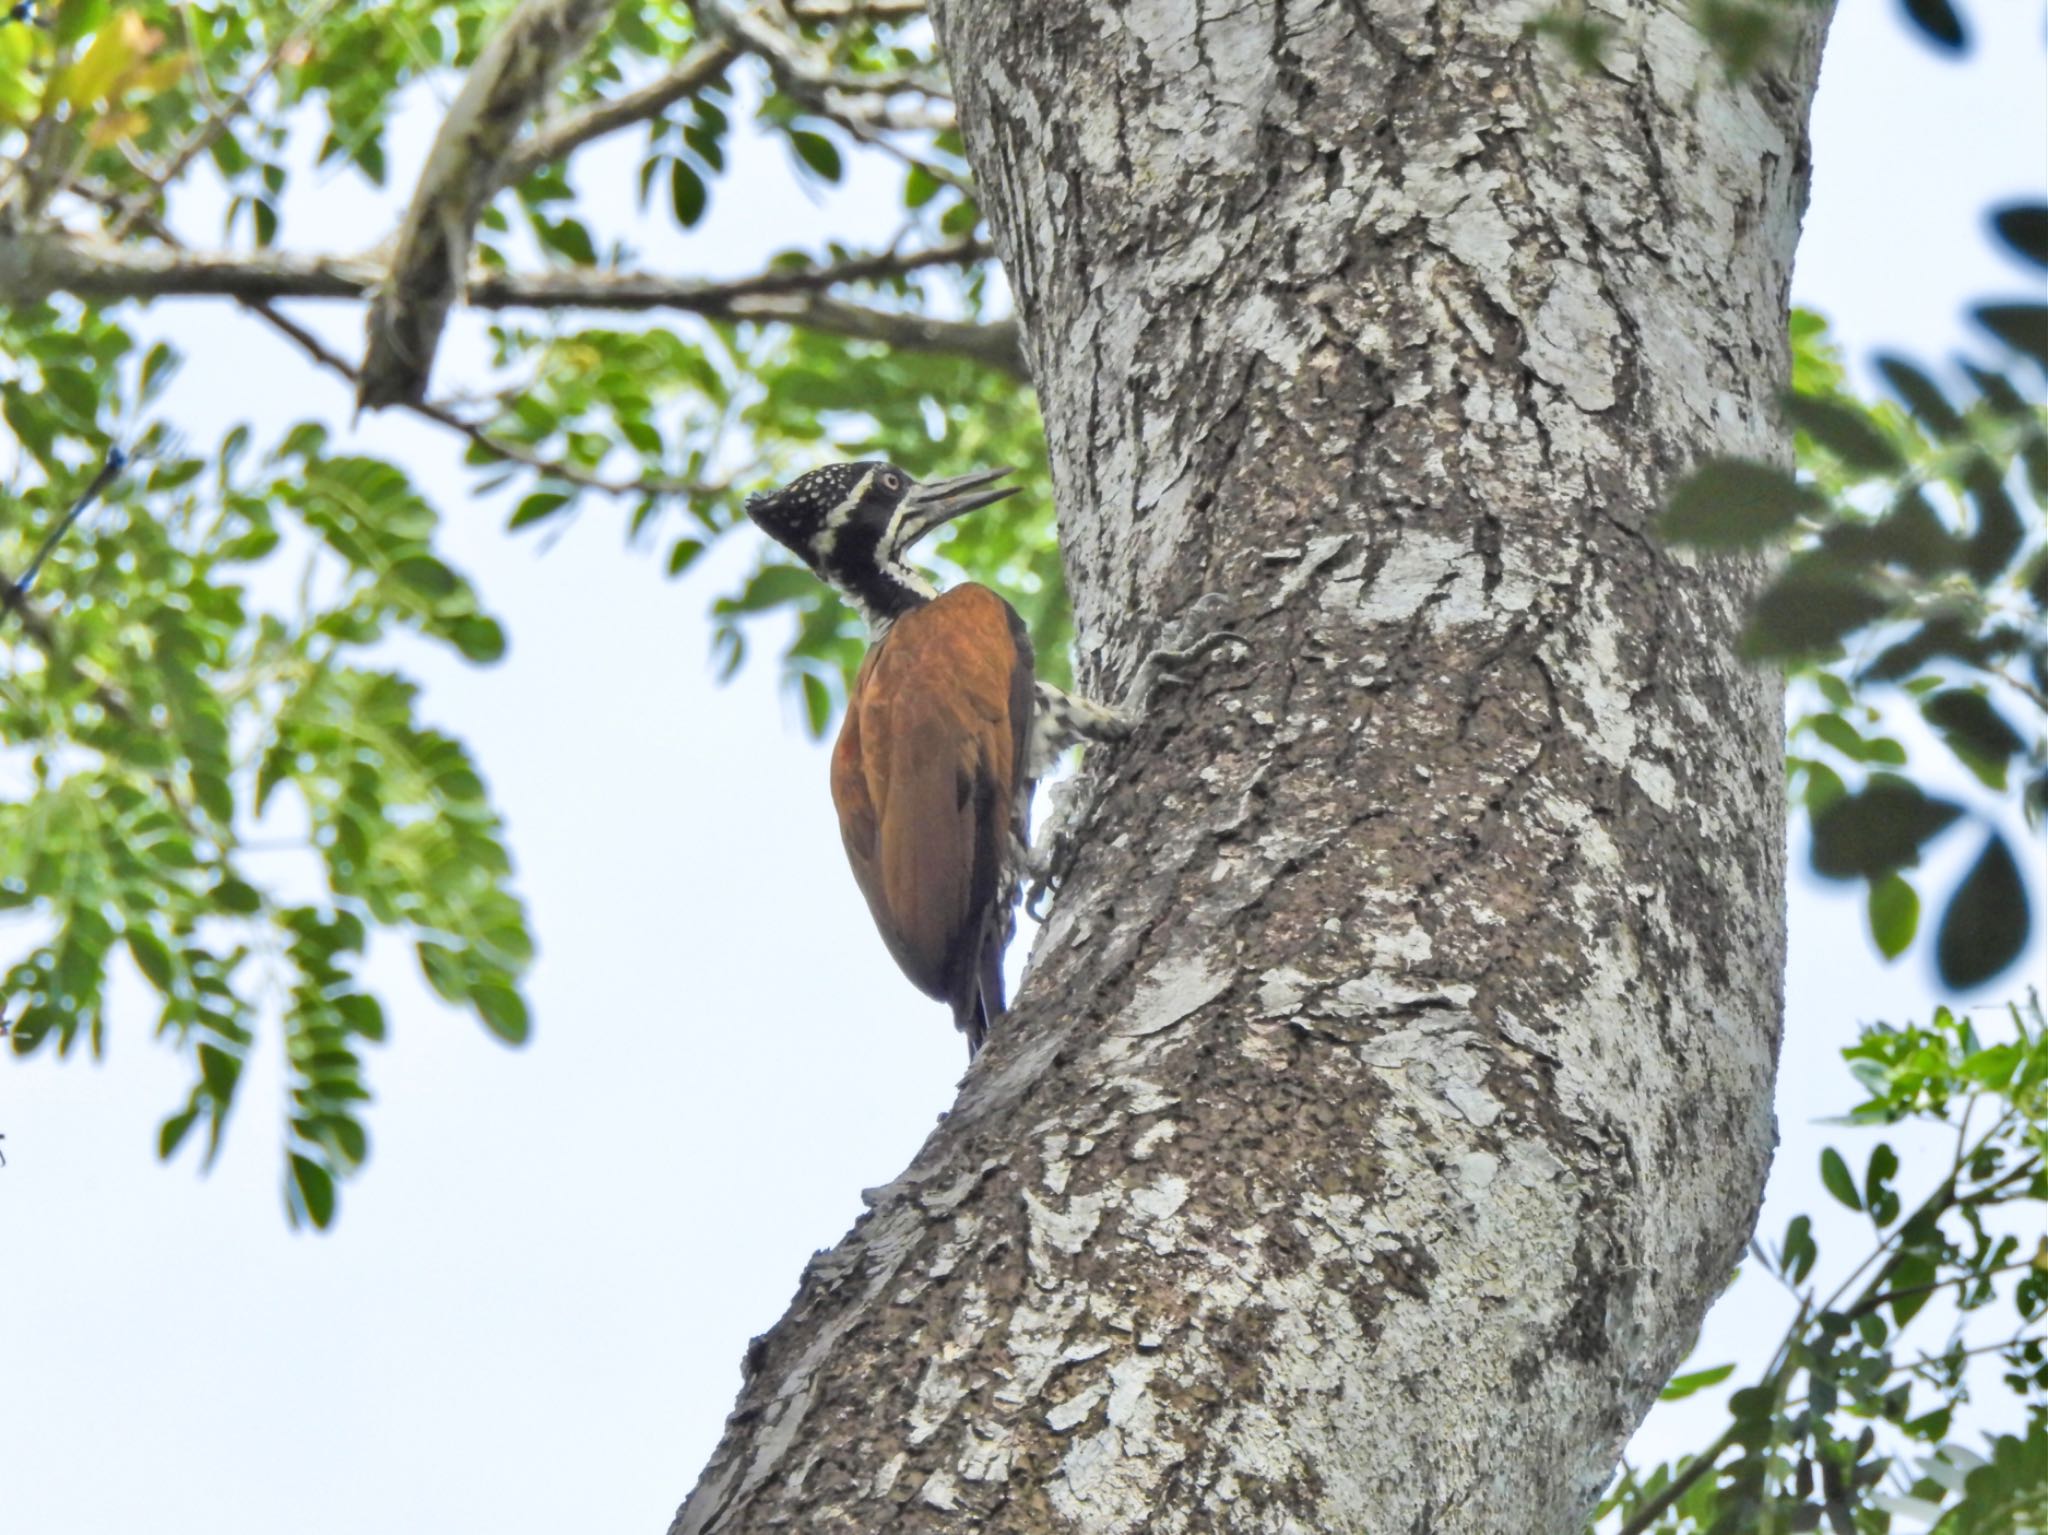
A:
744;461;909;573
744;462;1017;624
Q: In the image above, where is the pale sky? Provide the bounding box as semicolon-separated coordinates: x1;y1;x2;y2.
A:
3;5;2043;1532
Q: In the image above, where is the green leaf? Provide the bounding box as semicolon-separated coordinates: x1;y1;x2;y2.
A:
417;940;469;1003
1864;1141;1899;1225
667;538;704;578
197;1042;240;1103
1867;873;1918;960
1784;393;1902;473
904;163;940;209
1743;557;1891;662
290;1153;336;1229
448;614;507;663
1660;1362;1736;1401
390;554;459;599
125;928;176;991
1661;458;1822;547
470;982;530;1045
1923;689;2024;787
1991;202;2048;271
1867;489;1962;577
538;215;598;265
939;198;981;237
718;562;821;614
1809;713;1874;761
790;129;842;182
1890;1251;1936;1325
43;365;98;422
1961;457;2024;580
1781;1213;1818;1284
336;993;386;1041
800;672;831;737
1798;758;1848;813
1820;1147;1861;1211
509;490;572;530
191;769;235;825
213;876;262;915
670;159;707;227
1959;1041;2020;1091
1900;0;1966;51
1975;302;2048;372
1809;779;1963;881
158;1107;199;1160
139;341;181;401
1935;834;2029;991
1875;355;1964;439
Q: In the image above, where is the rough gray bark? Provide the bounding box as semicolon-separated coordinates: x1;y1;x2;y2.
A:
673;3;1827;1531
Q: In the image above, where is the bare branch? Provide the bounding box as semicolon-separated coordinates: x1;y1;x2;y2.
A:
358;0;626;412
0;229;384;301
250;299;722;500
0;229;1023;375
695;0;948;109
499;36;741;189
783;0;928;18
693;291;1018;373
495;0;948;191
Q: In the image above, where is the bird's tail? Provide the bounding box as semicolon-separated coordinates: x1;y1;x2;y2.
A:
952;916;1008;1057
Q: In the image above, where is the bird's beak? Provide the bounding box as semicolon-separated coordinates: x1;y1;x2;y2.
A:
892;467;1018;550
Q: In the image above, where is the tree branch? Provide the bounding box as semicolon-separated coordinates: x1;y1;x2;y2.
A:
495;0;949;193
249;298;722;501
498;35;741;189
783;0;928;18
694;0;952;131
358;0;625;411
0;229;1023;374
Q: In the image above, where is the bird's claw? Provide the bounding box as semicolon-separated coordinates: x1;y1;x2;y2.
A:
1131;629;1251;713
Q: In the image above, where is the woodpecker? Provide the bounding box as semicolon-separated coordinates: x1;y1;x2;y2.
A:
744;461;1145;1055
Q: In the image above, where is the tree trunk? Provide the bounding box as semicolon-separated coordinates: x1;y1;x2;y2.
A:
673;4;1827;1530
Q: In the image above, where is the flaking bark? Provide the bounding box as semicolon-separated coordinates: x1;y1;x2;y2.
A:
674;2;1828;1530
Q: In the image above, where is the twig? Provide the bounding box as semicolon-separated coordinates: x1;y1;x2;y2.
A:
696;0;946;102
783;0;927;18
499;35;741;188
108;0;345;239
251;298;718;500
1849;1256;2038;1319
1613;1129;2037;1535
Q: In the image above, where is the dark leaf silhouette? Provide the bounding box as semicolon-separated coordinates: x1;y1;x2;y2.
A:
1935;834;2029;990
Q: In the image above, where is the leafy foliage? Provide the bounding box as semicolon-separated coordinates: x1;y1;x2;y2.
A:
0;303;528;1228
1659;299;2044;991
1;0;1018;1221
1532;0;1976;78
1594;1000;2048;1535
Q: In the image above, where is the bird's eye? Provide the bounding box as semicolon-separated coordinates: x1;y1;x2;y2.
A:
881;470;903;491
